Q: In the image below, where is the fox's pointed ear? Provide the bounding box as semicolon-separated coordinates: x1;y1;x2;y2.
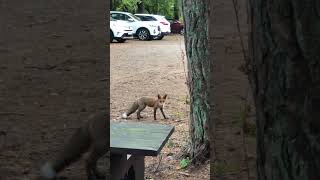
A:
157;94;161;99
163;94;167;99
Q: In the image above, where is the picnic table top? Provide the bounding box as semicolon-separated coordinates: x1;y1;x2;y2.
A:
110;121;174;156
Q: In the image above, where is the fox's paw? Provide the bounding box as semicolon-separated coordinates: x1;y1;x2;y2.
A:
94;171;106;179
121;113;127;119
40;162;56;179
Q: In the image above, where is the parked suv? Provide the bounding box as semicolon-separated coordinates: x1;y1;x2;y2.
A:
110;17;133;43
135;14;171;40
110;11;161;41
168;19;184;35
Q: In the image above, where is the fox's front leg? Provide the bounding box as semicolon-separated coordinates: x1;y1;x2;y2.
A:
154;108;158;120
160;107;168;119
86;157;98;180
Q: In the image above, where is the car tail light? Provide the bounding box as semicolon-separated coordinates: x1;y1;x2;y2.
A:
160;21;168;25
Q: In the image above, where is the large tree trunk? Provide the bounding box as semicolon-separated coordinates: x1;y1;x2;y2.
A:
182;0;211;163
248;0;320;179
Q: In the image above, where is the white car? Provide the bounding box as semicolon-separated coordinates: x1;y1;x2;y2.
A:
110;11;161;41
135;14;171;40
110;17;133;43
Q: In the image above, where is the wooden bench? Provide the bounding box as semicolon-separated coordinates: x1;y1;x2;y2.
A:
110;121;174;180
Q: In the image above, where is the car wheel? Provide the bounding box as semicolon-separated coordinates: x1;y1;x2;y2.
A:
110;31;114;43
137;28;151;41
153;34;164;40
116;38;126;43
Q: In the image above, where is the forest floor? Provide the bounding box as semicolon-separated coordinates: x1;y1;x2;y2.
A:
110;35;210;180
0;1;107;179
211;0;257;179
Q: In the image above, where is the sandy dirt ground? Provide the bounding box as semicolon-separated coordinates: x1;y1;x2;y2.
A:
211;0;257;179
110;35;210;180
0;1;107;180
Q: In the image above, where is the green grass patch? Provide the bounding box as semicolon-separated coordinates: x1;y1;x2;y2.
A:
167;139;174;148
180;158;190;169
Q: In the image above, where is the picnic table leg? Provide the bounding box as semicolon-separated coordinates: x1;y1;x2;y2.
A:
131;155;144;180
111;153;145;180
110;153;126;180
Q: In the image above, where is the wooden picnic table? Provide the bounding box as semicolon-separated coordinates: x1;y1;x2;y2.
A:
110;121;174;180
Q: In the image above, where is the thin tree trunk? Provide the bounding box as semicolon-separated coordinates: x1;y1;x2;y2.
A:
182;0;211;163
136;1;144;13
155;0;159;14
174;0;179;20
248;0;320;179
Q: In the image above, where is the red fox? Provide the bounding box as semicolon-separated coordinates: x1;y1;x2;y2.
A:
122;94;168;120
40;111;109;180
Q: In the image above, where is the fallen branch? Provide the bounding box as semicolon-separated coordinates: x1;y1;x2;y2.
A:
99;78;109;81
179;172;191;177
24;65;57;70
153;154;163;173
0;112;24;116
27;18;57;27
231;0;251;179
232;0;249;74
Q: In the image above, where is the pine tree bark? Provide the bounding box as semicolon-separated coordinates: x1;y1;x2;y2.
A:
182;0;211;163
248;0;320;179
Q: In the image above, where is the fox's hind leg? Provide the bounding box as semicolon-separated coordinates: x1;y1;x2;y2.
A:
86;153;99;180
136;105;146;119
123;102;139;119
85;144;106;180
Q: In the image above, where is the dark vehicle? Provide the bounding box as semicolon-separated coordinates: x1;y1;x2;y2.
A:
168;19;184;35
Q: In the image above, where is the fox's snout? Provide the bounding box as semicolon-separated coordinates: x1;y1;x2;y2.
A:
157;94;167;108
158;102;165;108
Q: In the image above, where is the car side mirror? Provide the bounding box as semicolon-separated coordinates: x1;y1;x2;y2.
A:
128;18;134;22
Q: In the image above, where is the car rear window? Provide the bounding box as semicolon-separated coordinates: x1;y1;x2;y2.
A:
136;15;157;21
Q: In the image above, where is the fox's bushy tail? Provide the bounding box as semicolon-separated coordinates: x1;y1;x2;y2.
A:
122;102;139;118
40;125;90;179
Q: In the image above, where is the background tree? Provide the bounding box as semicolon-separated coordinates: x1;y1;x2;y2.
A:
111;0;179;19
136;0;145;13
248;0;320;179
173;0;179;20
181;0;211;163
